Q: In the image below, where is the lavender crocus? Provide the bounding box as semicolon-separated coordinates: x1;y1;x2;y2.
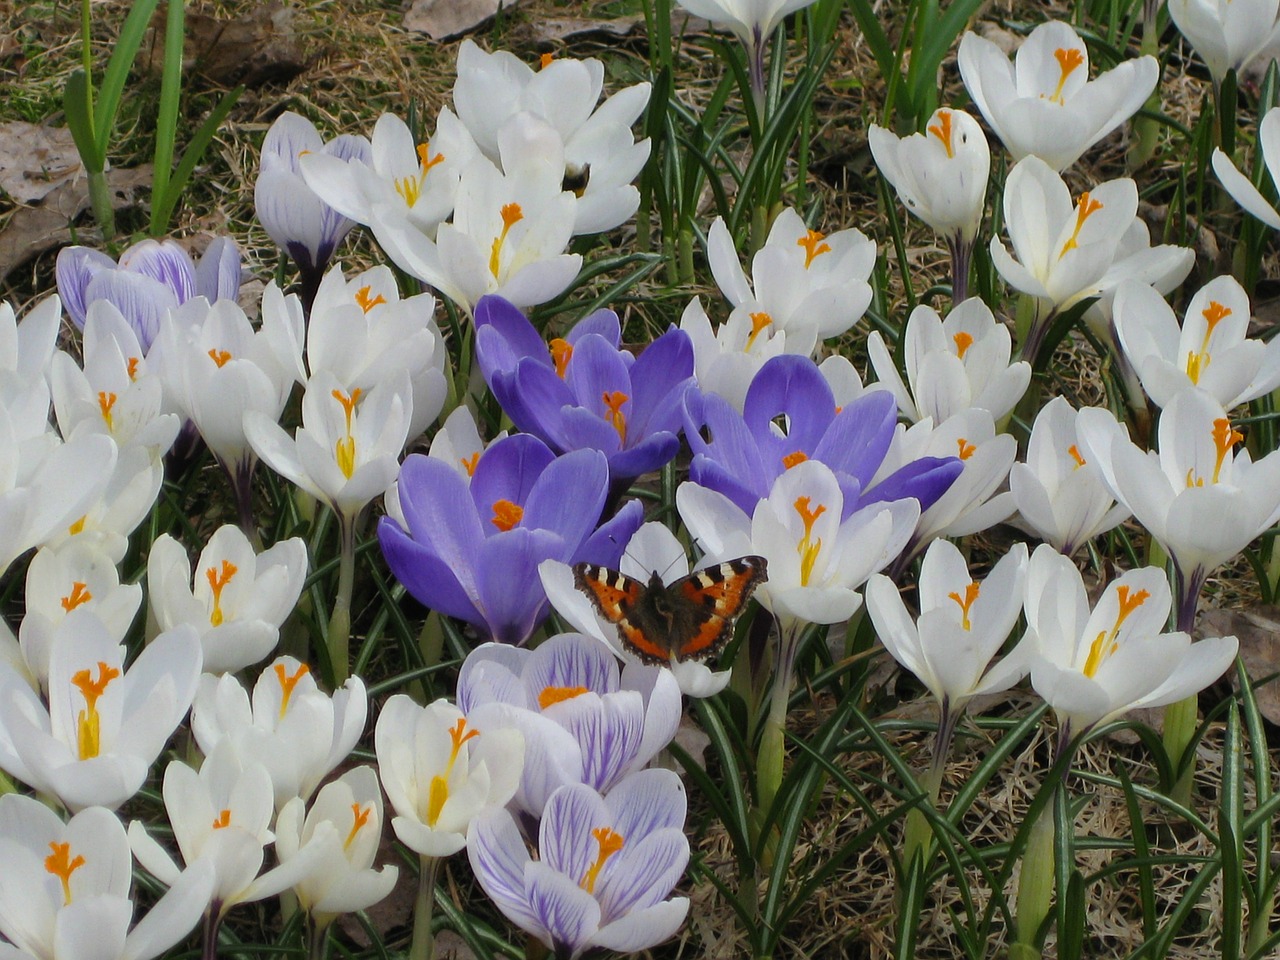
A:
56;237;242;350
378;435;642;646
255;112;372;312
475;296;696;485
468;770;690;960
684;354;962;519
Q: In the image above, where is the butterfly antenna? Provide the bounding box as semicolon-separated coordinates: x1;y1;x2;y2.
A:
610;532;689;580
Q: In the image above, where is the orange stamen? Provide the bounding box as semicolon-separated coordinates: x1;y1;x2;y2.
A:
948;581;980;630
426;718;482;825
1048;47;1085;103
540;52;554;69
1083;584;1149;678
794;495;827;586
97;391;117;430
491;498;524;532
580;827;625;894
782;451;808;469
550;338;573;378
71;661;120;760
539;685;589;710
60;581;93;612
957;438;976;460
602;391;628;442
126;357;140;381
489;203;524;278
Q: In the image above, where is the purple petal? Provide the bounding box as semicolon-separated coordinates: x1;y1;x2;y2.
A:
604;768;687;839
522;448;609;548
688;456;767;517
625;329;695;437
474;527;566;644
475;296;555;376
119;239;196;303
194;237;243;304
576;499;644;567
565;334;633;413
524;862;601;956
597;829;688;923
539;782;611;879
608;433;680;481
684;390;770;497
468;808;545;937
811;390;898;487
505;359;576;445
457;647;532;713
86;270;177;350
395;453;484;574
325;133;371;164
377;519;483;626
554;406;623;456
470;434;556;523
56;247;115;328
261;112;324;169
742;355;836;461
555;691;646;792
567;308;621;348
526;632;621;698
860;456;963;513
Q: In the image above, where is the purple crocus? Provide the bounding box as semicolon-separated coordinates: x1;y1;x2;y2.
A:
56;237;242;350
684;354;963;520
254;112;372;312
475;295;696;484
378;435;642;646
468;770;690;960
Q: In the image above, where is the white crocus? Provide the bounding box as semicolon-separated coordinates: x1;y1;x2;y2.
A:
1079;390;1280;626
679;296;795;412
41;444;163;563
275;766;398;926
957;20;1158;171
0;795;215;960
301;110;479;241
1023;544;1238;738
191;656;367;808
868;107;989;246
453;40;651;234
369;113;581;313
374;696;524;857
707;208;874;344
1010;397;1129;556
539;522;736;698
0;294;59;387
1168;0;1280;89
19;541;143;691
147;525;307;675
128;740;325;925
1213;109;1280;229
866;539;1029;716
866;297;1030;424
1113;275;1280;410
0;613;202;811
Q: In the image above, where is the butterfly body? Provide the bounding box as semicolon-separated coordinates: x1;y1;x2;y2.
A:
572;557;768;665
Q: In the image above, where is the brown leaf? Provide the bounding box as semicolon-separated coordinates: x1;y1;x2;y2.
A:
404;0;525;42
0;122;83;204
0;165;153;284
142;3;305;88
1200;605;1280;725
530;17;642;44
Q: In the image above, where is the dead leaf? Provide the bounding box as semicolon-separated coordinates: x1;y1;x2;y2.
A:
0;123;84;204
404;0;524;42
1200;605;1280;725
530;17;642;44
143;3;305;88
433;931;478;960
0;165;153;284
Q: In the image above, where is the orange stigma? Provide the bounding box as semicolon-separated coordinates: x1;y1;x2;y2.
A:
1083;584;1149;677
580;827;625;894
208;348;232;368
550;338;573;378
948;581;980;630
489;203;524;278
72;661;120;760
1212;417;1243;484
745;312;773;351
953;331;974;359
354;285;387;313
274;662;311;717
1059;192;1104;258
45;842;86;905
602;391;628;442
957;438;976;460
491;498;524;531
60;581;93;612
206;559;238;627
1047;47;1085;103
97;391;117;431
928;110;955;157
797;230;831;267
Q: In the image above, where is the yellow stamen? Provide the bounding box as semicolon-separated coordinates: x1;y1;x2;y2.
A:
540;52;554;69
491;498;524;532
1186;300;1233;382
332;388;362;480
212;809;232;830
1186;468;1204;489
354;285;387;313
782;450;808;469
580;827;625;894
957;438;976;460
68;515;86;536
425;718;481;826
126;357;140;381
345;803;371;850
1068;444;1087;469
948;581;980;630
1047;47;1085;104
538;685;589;710
794;495;827;587
550;338;573;378
928;109;955;158
602;391;628;442
1083;584;1149;678
61;581;93;612
796;230;831;268
461;452;480;477
98;391;117;431
206;559;238;627
953;331;974;359
745;312;773;351
1212;417;1243;484
1186;350;1204;384
1059;192;1104;258
394;142;445;207
208;348;232;368
44;842;86;905
72;661;120;760
489;203;524;278
274;662;310;718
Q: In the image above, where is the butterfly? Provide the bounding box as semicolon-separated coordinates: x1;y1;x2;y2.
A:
572;556;768;666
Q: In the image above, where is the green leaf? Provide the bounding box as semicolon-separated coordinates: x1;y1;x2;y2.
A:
150;0;186;232
94;0;161;158
63;69;103;171
151;85;242;234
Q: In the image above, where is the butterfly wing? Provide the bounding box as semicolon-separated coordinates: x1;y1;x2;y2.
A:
669;556;769;660
572;563;673;664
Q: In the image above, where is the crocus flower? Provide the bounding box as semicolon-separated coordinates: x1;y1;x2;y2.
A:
539;522;736;698
40;444;161;564
1112;275;1280;409
706;209;875;346
683;354;962;519
380;437;642;647
468;770;690;960
674;0;821;100
147;525;308;675
275;766;399;927
254;112;371;306
957;20;1158;171
1023;544;1238;740
0;612;202;811
1214;109;1280;229
191;656;367;808
0;794;215;960
1009;397;1129;556
866;297;1031;424
0;293;59;386
374;696;524;857
475;296;695;483
457;633;682;816
1078;389;1280;629
56;237;241;349
868;108;989;300
679;296;792;411
453;41;651;234
1168;0;1280;88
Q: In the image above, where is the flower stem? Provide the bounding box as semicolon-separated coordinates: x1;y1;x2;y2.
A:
901;703;958;870
947;236;972;307
201;908;223;960
756;618;803;812
410;856;440;960
326;509;356;685
307;916;332;960
1165;562;1206;806
1012;790;1057;960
